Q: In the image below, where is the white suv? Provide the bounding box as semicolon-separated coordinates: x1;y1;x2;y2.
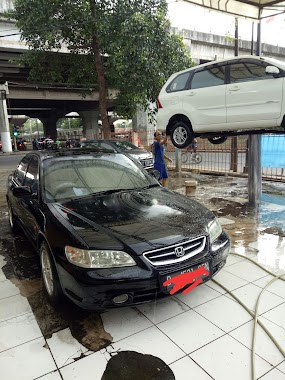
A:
156;56;285;148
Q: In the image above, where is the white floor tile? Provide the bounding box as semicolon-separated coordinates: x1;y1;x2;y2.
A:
60;350;109;380
212;268;249;291
224;261;268;282
205;280;227;294
158;309;224;354
228;283;285;315
0;279;20;300
278;361;285;374
0;269;7;282
110;325;184;365
224;254;245;268
170;356;212;380
176;283;222;308
229;317;285;366
190;334;272;380
249;235;285;273
0;255;6;269
38;371;62;380
0;294;31;322
259;369;285;380
230;247;257;257
0;312;42;353
136;297;189;324
254;275;285;299
0;337;56;380
263;303;285;330
47;328;90;368
100;307;152;342
218;217;235;225
194;295;252;333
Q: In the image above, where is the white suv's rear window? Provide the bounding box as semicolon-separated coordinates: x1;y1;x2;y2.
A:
167;71;191;92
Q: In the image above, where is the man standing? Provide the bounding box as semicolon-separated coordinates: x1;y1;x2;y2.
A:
153;131;172;187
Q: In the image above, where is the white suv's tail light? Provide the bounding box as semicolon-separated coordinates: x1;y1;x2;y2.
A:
156;97;163;109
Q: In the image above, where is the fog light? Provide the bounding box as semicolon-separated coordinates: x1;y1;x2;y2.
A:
113;294;129;304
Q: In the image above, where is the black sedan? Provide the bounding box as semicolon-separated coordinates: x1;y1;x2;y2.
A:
6;149;230;310
80;139;154;170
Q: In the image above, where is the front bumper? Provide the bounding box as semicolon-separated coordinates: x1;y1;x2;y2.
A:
57;232;230;311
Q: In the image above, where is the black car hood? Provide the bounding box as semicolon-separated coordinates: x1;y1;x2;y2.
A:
53;187;214;254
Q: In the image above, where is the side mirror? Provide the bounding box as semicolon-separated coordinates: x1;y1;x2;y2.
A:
148;169;160;180
12;186;32;198
266;65;280;77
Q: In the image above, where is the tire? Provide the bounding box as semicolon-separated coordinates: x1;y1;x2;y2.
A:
7;201;20;233
181;153;188;164
40;241;63;306
193;153;202;164
170;122;194;149
208;136;227;145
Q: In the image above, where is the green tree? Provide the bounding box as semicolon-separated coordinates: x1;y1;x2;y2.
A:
57;118;82;129
10;0;192;137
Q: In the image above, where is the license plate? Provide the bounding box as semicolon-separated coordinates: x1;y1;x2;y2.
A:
142;159;152;167
161;262;210;292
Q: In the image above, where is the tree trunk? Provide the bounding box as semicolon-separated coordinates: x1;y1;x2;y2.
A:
89;1;110;139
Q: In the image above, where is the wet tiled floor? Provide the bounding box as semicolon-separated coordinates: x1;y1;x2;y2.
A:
0;171;285;379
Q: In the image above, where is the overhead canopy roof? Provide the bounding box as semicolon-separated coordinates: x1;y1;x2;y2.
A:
183;0;285;20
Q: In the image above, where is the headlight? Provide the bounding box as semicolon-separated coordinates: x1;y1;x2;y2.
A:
65;246;136;268
208;219;222;244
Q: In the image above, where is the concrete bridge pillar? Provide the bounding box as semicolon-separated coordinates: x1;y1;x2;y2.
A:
132;104;156;147
41;111;63;140
80;110;101;139
0;84;13;153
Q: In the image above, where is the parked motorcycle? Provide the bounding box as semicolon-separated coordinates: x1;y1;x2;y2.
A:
16;140;27;151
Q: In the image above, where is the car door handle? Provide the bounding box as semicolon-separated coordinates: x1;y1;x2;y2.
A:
228;86;240;92
186;92;196;96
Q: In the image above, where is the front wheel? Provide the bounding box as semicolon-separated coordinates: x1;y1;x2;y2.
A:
208;136;227;145
40;241;63;306
170;122;194;149
8;201;20;233
192;153;202;164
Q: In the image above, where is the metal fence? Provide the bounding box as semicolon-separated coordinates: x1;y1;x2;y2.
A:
137;131;285;182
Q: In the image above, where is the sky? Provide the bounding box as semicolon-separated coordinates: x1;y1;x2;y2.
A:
167;1;285;47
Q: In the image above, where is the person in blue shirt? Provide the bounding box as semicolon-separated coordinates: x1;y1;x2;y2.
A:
153;130;172;187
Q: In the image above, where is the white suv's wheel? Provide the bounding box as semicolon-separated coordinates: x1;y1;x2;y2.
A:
170;122;194;149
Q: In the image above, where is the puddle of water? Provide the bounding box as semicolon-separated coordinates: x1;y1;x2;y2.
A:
260;193;285;235
0;214;112;352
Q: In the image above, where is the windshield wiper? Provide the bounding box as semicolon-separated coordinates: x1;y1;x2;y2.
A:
65;185;160;202
139;184;161;190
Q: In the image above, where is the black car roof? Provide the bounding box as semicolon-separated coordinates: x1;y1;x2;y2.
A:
26;147;118;161
83;139;123;143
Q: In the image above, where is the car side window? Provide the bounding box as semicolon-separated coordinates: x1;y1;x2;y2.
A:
24;156;39;194
229;62;274;83
14;156;30;185
166;71;191;93
191;66;225;89
100;142;116;152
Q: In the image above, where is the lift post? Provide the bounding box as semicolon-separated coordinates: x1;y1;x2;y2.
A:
248;21;262;208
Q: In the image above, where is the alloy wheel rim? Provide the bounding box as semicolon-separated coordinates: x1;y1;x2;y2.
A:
41;248;54;296
173;126;188;145
8;205;13;228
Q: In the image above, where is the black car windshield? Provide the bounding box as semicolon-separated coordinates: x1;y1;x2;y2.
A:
43;153;158;202
111;141;139;152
